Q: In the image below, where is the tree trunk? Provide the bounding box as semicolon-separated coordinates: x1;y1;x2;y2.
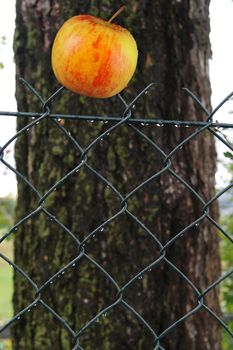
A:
12;1;221;349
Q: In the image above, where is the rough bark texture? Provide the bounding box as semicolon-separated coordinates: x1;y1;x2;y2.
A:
12;1;221;349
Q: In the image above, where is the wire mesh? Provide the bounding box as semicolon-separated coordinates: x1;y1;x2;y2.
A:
0;78;233;349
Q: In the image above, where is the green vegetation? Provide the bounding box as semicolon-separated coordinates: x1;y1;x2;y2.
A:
220;215;233;350
220;148;233;349
0;196;15;236
0;339;12;350
0;264;13;322
0;195;15;322
0;196;15;350
0;239;13;350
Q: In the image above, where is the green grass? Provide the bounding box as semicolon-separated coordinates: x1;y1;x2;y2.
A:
0;240;13;350
0;240;13;322
0;339;12;350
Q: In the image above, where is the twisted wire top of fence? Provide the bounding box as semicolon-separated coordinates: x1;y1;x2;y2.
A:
0;79;233;349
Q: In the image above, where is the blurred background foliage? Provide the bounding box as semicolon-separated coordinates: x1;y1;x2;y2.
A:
219;150;233;349
0;196;15;235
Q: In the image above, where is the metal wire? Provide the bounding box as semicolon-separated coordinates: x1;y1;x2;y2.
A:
0;78;233;349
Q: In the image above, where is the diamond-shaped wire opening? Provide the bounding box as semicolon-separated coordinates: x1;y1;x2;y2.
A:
36;256;119;331
75;302;157;350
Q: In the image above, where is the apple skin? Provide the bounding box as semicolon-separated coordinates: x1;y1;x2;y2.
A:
51;15;138;98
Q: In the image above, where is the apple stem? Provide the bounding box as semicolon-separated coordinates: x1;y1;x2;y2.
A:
107;6;126;23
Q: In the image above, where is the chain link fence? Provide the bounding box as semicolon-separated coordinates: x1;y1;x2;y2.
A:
0;79;233;349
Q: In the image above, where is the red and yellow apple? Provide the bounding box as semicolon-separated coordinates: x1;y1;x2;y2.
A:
51;7;138;98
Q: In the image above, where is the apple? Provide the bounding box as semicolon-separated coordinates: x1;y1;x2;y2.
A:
51;6;138;98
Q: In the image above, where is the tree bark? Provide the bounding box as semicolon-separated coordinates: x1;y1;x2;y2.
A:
12;1;221;349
